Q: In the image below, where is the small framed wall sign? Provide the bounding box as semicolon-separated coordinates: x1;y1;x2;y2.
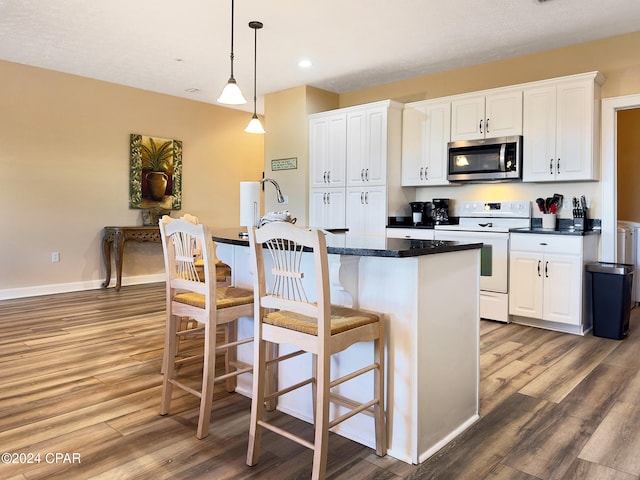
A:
271;157;297;171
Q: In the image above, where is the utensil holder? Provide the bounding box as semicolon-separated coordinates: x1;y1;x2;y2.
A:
542;213;557;230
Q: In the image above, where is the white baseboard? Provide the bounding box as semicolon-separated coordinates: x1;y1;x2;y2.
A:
0;274;165;300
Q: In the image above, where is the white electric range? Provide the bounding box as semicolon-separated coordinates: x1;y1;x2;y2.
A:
434;201;531;322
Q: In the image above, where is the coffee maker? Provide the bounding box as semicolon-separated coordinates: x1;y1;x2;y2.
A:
431;198;450;225
409;201;433;226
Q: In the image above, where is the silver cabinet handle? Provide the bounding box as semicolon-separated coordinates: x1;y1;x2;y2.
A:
326;192;330;205
557;158;560;175
360;192;364;204
549;159;554;175
419;167;424;180
327;171;331;183
424;166;428;180
479;119;483;134
537;260;541;277
365;191;369;204
545;261;549;278
360;168;365;181
486;118;490;133
365;168;369;181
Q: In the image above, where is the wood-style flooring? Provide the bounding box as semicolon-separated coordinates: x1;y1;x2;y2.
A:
1;283;639;479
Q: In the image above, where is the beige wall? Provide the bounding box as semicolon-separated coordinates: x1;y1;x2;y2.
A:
0;60;263;297
339;31;640;107
617;108;640;223
263;86;339;226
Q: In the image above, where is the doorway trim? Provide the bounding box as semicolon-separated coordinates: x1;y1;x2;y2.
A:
601;93;640;262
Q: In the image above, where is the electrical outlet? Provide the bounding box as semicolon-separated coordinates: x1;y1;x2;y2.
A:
51;251;60;263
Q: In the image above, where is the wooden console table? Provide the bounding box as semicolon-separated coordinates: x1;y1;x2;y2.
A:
102;226;161;291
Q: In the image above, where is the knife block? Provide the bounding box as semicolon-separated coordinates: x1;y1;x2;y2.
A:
573;208;588;231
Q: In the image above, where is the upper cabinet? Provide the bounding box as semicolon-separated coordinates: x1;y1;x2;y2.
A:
522;72;605;182
309;112;347;188
401;99;451;186
346;105;389;186
451;89;523;141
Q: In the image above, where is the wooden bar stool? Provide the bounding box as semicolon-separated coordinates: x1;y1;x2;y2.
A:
246;222;386;479
159;218;253;439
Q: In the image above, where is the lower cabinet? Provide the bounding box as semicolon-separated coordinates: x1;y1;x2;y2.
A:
346;186;387;235
509;233;598;335
309;187;345;229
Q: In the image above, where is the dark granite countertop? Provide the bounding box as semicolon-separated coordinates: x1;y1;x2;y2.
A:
212;227;482;258
510;227;601;236
510;218;601;236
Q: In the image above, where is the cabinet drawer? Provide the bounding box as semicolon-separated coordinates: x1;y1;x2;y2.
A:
510;233;582;254
386;228;434;240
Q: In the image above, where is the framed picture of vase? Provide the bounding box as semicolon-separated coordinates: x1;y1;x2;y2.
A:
129;133;182;210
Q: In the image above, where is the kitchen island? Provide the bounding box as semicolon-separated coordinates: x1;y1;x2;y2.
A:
212;227;481;465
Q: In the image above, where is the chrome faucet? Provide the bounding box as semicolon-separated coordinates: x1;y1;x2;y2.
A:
260;178;285;203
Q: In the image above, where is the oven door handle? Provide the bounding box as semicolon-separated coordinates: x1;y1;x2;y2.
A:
478;222;493;228
499;143;506;172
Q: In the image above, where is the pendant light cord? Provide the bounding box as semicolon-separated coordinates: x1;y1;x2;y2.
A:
229;0;235;80
252;23;257;112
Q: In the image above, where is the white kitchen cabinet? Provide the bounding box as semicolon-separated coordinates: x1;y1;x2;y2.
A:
309;112;347;188
346;186;387;235
451;89;522;141
522;72;605;182
346;105;388;186
309;187;346;229
309;100;403;234
401;100;451;186
509;233;598;335
386;227;435;240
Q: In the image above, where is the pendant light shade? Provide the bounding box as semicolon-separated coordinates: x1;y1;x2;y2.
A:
245;113;265;134
218;0;247;105
245;21;264;134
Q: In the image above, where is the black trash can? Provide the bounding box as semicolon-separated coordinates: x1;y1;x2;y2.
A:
586;262;634;339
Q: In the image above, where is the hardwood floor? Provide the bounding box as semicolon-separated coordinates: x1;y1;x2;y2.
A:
1;283;639;479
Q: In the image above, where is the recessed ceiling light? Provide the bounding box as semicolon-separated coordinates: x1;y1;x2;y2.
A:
298;59;312;68
185;87;200;93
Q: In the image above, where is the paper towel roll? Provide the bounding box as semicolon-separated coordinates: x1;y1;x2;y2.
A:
240;181;260;227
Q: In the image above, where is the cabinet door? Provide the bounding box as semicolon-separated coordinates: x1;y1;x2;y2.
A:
346;187;387;235
523;85;557;182
423;102;451;185
401;101;451;186
309;188;345;229
509;251;544;319
365;107;388;185
485;90;523;138
451;95;484;141
542;253;582;325
555;80;596;181
346;110;367;186
309;114;346;188
347;107;388;186
401;104;427;186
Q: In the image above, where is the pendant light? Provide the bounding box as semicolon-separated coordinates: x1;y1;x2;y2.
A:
217;0;247;105
245;21;265;134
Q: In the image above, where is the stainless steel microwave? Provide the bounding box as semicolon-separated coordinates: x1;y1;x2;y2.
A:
447;135;522;182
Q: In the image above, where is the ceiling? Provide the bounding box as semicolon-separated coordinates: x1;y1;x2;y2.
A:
2;0;640;115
